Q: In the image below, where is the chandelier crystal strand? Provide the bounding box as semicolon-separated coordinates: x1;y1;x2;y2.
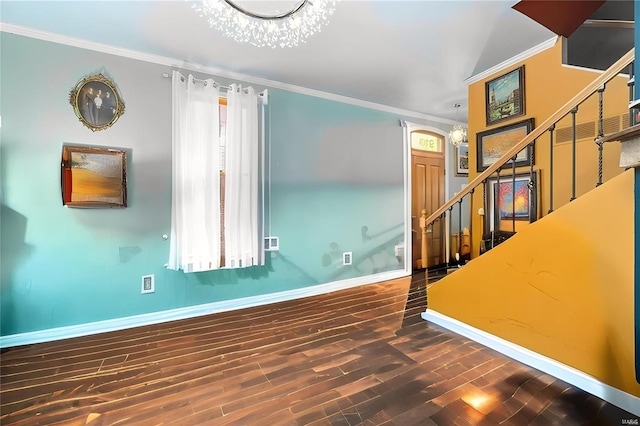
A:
197;0;337;48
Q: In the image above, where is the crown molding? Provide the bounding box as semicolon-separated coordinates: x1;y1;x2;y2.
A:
0;23;455;125
464;36;558;86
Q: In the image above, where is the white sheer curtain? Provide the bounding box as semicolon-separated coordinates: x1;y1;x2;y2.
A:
224;84;260;268
167;71;221;272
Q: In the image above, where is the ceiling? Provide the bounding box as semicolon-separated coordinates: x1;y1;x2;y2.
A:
0;1;558;122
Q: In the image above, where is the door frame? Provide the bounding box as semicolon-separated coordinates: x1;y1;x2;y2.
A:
401;121;451;273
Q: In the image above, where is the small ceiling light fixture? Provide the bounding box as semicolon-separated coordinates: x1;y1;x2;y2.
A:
449;103;468;147
196;0;337;48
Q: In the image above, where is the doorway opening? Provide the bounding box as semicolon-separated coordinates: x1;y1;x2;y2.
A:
403;125;448;274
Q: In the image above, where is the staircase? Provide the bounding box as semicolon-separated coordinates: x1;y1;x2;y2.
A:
420;47;635;271
419;45;640;414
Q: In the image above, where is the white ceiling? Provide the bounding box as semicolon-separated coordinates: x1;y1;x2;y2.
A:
0;1;556;122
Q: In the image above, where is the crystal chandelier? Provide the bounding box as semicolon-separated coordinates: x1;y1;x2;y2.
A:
449;103;468;147
196;0;337;48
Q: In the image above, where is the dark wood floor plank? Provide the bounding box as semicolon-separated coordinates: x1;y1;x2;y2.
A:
1;274;637;425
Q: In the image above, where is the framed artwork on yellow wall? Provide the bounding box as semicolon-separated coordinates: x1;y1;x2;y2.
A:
485;171;539;233
476;118;534;172
485;65;525;126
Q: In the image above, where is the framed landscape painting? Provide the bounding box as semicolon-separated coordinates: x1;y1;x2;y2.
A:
61;144;127;208
476;118;534;172
454;143;469;176
486;66;525;126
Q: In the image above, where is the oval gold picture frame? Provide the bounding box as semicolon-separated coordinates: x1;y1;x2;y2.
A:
69;74;125;132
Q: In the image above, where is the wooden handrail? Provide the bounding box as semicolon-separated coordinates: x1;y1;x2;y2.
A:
425;48;635;226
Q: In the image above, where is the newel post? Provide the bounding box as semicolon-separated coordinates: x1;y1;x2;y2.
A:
419;209;428;272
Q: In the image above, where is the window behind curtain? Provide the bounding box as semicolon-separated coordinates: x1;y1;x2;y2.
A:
168;74;262;272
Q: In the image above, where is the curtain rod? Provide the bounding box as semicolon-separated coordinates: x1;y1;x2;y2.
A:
162;72;266;98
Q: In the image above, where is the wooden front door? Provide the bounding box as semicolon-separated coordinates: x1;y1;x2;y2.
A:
411;131;446;270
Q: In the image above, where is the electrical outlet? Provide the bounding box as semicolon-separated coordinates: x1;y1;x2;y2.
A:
264;236;279;251
343;252;352;266
141;274;155;294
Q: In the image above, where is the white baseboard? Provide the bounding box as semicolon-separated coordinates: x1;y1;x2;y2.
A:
422;309;640;417
0;269;408;349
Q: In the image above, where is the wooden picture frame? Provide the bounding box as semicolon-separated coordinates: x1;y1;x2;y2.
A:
476;118;534;172
454;143;469;176
485;171;538;232
486;65;525;126
61;144;127;208
69;74;125;132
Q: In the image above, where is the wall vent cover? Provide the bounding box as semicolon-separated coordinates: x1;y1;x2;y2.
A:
555;113;630;143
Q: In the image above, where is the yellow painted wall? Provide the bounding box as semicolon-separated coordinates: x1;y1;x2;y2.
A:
468;39;630;256
429;169;639;398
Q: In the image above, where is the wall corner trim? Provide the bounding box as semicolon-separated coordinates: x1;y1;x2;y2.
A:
464;36;558;86
0;270;408;349
421;309;640;417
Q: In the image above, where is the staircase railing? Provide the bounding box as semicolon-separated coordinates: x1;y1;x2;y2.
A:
421;48;635;265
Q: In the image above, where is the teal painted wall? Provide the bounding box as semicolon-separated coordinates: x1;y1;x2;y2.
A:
0;33;451;336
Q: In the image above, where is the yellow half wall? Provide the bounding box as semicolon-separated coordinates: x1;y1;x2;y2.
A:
428;168;639;398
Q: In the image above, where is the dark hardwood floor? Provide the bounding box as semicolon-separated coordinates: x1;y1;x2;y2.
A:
1;273;637;425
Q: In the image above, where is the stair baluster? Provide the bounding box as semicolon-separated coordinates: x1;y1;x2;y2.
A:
511;155;517;233
457;198;463;265
548;124;555;214
628;62;635;127
469;187;475;245
570;106;579;201
596;84;605;187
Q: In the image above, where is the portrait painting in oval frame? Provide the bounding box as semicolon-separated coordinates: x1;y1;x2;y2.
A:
69;74;125;132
